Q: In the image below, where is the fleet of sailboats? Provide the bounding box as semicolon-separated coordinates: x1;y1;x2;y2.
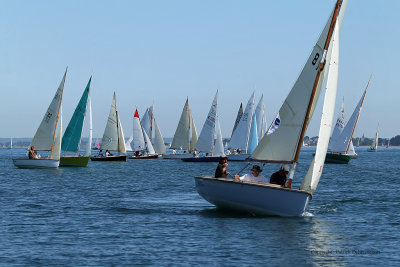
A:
195;0;347;216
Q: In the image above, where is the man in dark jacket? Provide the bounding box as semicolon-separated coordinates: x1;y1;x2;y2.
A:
215;157;229;178
270;165;289;187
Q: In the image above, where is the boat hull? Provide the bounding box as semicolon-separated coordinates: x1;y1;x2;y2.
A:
194;176;311;216
181;156;220;162
162;153;192;159
90;155;126;161
13;158;59;168
227;154;250;161
129;154;159;159
324;153;352;164
60;156;90;167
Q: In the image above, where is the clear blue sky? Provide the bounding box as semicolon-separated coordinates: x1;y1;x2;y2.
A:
0;0;398;139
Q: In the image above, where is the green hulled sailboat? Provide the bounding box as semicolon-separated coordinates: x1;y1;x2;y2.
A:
60;77;92;166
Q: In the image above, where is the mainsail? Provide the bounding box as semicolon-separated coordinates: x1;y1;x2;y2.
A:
231;103;243;137
153;118;166;154
131;109;146;151
228;92;255;152
196;91;218;153
30;69;66;156
170;98;191;150
255;94;266;141
251;0;347;164
61;77;91;153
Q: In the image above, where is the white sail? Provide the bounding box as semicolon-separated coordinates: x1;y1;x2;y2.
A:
51;104;62;160
141;108;152;140
131;109;146;151
212;117;225;157
30;70;66;152
251;1;347;163
196;91;218;153
125;135;133;152
118;116;126;154
348;141;356;155
84;94;92;157
228;91;255;152
371;125;379;150
143;128;156;155
301;22;340;193
328;97;345;152
189;115;198;152
171;98;190;150
100;93;119;151
153;118;166;154
231;103;243;137
255;94;266;141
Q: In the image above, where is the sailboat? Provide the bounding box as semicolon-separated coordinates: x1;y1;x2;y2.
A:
13;69;66;168
368;124;379;152
182;91;225;162
163;97;198;159
227;92;255;161
128;109;158;159
91;92;126;161
139;104;166;155
325;76;370;163
60;77;92;166
387;138;390;148
8;138;12;149
194;0;347;216
93;138;100;150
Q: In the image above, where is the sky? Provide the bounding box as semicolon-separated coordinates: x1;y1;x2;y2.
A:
0;0;399;139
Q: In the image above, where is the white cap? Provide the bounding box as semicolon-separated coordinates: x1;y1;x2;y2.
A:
282;164;290;172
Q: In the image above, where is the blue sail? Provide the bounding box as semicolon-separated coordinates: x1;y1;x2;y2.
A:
248;113;258;154
61;77;91;152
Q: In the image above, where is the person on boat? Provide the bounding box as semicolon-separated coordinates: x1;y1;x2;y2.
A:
28;146;39;159
215;156;229;178
98;150;104;156
172;149;176;155
235;165;267;183
135;151;140;158
270;165;289;187
225;149;231;156
193;149;199;158
105;150;113;157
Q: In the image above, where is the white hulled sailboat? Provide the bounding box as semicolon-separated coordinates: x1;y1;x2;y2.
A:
13;69;66;168
195;0;347;216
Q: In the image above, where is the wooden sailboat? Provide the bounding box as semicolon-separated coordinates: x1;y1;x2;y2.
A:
227;92;255;161
325;75;371;163
128;109;159;159
163;97;198;159
13;69;66;168
91;92;126;161
195;0;347;216
60;77;92;166
182;91;225;162
368;124;379;152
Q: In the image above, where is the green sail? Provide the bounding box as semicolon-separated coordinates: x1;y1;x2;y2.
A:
61;77;91;152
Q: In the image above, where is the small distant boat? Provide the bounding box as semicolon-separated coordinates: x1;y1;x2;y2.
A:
195;0;347;216
182;91;225;162
60;77;92;167
325;75;371;163
367;124;379;152
91;93;127;161
227;92;255;161
163;97;198;159
13;69;66;168
387;139;391;148
127;109;159;159
93;138;100;150
8;138;12;149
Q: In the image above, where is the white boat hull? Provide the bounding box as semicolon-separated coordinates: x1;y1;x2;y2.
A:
162;153;192;159
194;176;311;216
13;158;60;168
227;154;250;161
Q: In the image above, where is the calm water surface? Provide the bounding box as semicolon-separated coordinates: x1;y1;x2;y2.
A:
1;147;399;266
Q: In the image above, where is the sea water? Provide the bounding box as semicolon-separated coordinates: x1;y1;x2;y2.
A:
0;147;399;265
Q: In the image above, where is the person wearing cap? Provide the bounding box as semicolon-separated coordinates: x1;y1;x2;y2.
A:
234;165;268;183
215;156;229;178
270;165;289;187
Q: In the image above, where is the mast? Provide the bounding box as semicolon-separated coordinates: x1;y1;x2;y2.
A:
188;101;191;152
150;103;154;142
345;74;372;154
115;93;120;155
293;0;343;164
